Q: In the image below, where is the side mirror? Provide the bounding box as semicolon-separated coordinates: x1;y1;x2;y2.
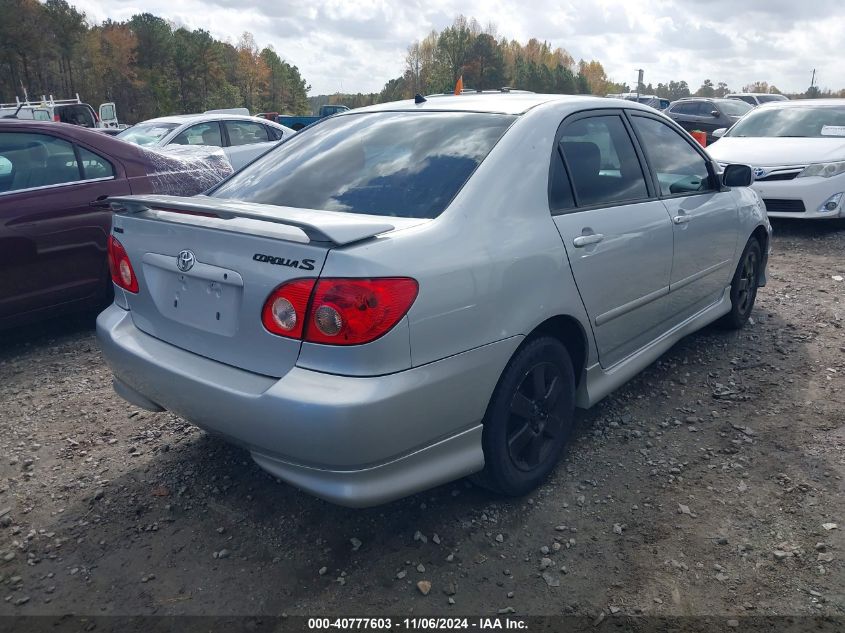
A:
723;164;753;187
712;128;727;139
711;110;720;117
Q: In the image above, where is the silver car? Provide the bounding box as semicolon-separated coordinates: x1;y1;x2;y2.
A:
117;112;294;171
97;94;771;507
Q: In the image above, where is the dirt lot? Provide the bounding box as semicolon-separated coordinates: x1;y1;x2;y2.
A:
0;220;843;622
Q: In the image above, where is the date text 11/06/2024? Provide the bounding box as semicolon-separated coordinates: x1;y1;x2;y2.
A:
307;618;528;630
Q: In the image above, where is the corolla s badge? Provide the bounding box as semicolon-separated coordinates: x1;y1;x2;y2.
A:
177;250;196;272
753;167;767;179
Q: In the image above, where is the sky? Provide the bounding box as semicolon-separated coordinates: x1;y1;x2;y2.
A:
72;0;842;96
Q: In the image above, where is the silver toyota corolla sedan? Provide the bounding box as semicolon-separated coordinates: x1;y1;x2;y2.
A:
97;93;771;507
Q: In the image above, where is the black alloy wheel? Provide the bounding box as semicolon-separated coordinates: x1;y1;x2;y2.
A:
474;336;576;496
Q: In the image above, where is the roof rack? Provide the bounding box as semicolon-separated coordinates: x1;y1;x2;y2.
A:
0;93;83;109
425;87;535;98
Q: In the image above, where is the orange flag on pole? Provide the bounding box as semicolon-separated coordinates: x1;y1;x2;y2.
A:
454;75;463;95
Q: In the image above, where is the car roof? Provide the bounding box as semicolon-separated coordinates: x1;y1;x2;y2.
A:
752;98;844;108
344;93;652;116
672;97;746;104
138;113;288;127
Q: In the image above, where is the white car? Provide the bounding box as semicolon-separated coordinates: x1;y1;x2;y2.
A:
708;99;845;219
117;113;294;171
726;93;789;107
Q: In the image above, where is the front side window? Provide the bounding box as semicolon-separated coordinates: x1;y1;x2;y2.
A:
224;120;270;146
631;116;714;195
558;115;649;207
212;111;514;218
0;132;81;193
171;122;223;147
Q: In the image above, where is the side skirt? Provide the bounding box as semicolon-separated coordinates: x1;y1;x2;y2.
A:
576;286;732;408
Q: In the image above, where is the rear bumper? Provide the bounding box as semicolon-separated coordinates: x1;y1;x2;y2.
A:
96;305;520;506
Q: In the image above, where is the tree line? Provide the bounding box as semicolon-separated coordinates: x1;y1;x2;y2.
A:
3;5;842;123
318;15;843;108
0;0;310;122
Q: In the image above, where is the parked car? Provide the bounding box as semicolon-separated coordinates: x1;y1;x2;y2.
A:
726;93;789;107
664;98;752;143
0;120;233;329
97;93;770;507
708;99;845;219
0;94;121;128
278;104;350;131
117;113;294;170
607;93;671;110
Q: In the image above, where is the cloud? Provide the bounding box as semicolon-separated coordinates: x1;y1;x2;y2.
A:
73;0;844;95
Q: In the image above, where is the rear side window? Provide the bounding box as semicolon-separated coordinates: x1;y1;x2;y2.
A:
558;115;649;207
56;104;96;127
265;125;283;141
213;112;515;218
225;120;271;146
631;116;715;195
172;122;223;147
0;132;81;193
671;102;697;115
78;147;114;179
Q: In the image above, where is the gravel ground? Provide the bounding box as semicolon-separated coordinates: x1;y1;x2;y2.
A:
0;219;843;620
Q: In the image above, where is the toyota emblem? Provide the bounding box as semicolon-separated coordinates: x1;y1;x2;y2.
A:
177;250;196;272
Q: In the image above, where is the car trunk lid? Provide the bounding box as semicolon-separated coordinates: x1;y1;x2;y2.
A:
108;194;402;377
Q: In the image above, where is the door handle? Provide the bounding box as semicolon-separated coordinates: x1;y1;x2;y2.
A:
90;195;110;208
673;215;691;225
573;233;604;247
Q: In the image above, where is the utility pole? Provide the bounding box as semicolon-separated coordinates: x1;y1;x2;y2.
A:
810;69;816;97
636;69;644;99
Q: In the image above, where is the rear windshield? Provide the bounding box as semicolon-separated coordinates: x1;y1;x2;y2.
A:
118;122;179;146
56;104;95;127
212;111;515;218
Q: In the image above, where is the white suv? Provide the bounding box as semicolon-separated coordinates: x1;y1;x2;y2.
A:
726;93;789;107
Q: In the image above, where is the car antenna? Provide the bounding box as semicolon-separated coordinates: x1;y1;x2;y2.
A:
414;93;427;104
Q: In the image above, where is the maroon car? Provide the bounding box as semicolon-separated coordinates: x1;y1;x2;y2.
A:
0;120;233;329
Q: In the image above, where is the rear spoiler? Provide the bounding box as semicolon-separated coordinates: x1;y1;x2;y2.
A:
107;194;396;246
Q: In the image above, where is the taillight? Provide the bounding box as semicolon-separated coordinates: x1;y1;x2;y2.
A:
306;278;418;345
261;279;316;339
107;236;139;293
260;278;418;345
53;114;60;122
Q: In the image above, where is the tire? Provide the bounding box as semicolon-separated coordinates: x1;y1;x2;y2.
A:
473;336;576;496
720;237;762;330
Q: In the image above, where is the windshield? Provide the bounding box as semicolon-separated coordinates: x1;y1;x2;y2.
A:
727;106;845;138
757;94;788;103
118;122;179;146
718;100;753;117
212;111;515;218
